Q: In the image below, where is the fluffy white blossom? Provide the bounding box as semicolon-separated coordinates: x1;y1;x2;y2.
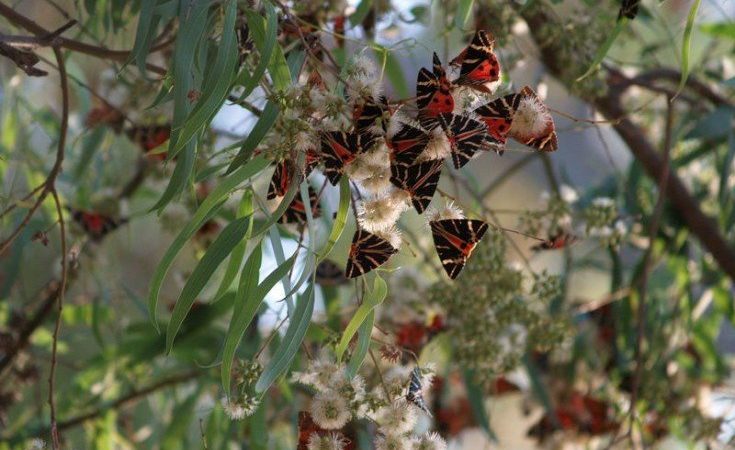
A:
559;184;578;204
376;400;417;435
310;390;352;430
221;395;260;420
358;195;409;233
425;201;465;222
508;91;553;139
420;128;452;161
592;197;615;208
374;433;412;450
411;432;447;450
307;433;349;450
375;226;403;250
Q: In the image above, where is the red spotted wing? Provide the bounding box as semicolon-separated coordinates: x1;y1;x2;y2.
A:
531;232;577;251
438;113;493;169
345;229;399;278
353;94;391;136
67;207;128;241
386;123;430;168
473;92;521;153
451;30;501;93
389;159;443;214
125;125;171;160
279;186;321;224
320;131;380;185
430;219;488;279
267;150;320;200
416;53;454;130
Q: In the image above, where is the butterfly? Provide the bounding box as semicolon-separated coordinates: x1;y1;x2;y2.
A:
389;159;443;214
66;207;127;241
416;53;455;130
450;30;501;93
430;219;488;279
406;367;432;416
345;229;399;278
438;113;494;169
473;92;521;153
352;94;391;137
266;151;320;200
531;232;577;251
320;130;380;185
386;122;430;168
618;0;640;20
509;86;557;152
279;186;321;224
125;125;171;157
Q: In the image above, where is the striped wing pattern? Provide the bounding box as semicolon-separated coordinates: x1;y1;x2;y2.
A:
389;159;443;214
406;367;432;416
455;30;501;92
387;123;430;168
279;185;321;224
430;219;488;279
416;53;454;130
345;229;399;278
320;131;380;185
474;92;521;152
353;94;390;136
267;150;321;200
438;113;493;169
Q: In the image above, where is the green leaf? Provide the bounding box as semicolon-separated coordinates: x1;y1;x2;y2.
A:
700;22;735;39
221;240;263;396
318;176;350;261
346;310;374;378
350;0;373;27
674;0;702;98
454;0;474;29
166;216;253;353
255;284;315;393
576;18;627;82
379;49;411;99
238;4;278;99
147;155;269;327
523;354;557;426
335;275;387;362
268;224;295;313
213;190;254;301
126;0;159;77
226;101;280;173
462;369;497;442
170;0;239;156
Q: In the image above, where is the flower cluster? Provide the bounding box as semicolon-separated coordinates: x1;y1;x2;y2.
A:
222;360;263;420
583;196;627;247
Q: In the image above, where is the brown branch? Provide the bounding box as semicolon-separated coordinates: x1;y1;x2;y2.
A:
0;3;169;75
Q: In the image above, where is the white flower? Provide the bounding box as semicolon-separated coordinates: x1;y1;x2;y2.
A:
420;128;451;161
412;432;447;450
376;401;417;435
29;438;46;449
425;201;465;222
589;225;613;238
559;184;578;204
310;390;352;430
358;196;408;233
375;226;403;250
292;354;344;392
592;197;615;208
374;433;412;450
508;91;552;139
614;219;628;235
307;433;349;450
294;130;320;154
221;396;260;420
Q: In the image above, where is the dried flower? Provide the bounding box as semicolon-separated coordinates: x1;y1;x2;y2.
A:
307;432;349;450
310;390;352;430
374;433;412;450
221;395;260;420
376;400;417;435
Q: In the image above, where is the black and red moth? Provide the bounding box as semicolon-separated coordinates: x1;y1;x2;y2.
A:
352;94;391;137
389;159;443;214
320;130;380;185
438;113;494;169
345;229;399;278
267;150;320;200
416;53;454;130
473;92;521;153
125;125;171;159
279;186;321;225
430;219;488;279
531;232;577;251
450;30;502;93
386;122;430;168
67;207;127;241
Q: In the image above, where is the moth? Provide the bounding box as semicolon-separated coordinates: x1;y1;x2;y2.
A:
473;92;522;154
508;86;558;152
278;186;321;225
406;367;432;416
438;113;494;169
450;30;502;93
125;124;172;160
66;207;127;241
430;218;488;279
386;122;430;168
320;130;380;185
416;53;455;130
531;232;577;251
345;229;399;278
352;94;391;137
266;150;320;200
389;159;443;214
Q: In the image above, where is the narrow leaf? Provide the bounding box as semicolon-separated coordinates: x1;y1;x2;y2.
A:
336;275;387;362
318;176;350;261
454;0;474;29
674;0;702;98
346;310;374;378
576;18;627;82
213;189;254;301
